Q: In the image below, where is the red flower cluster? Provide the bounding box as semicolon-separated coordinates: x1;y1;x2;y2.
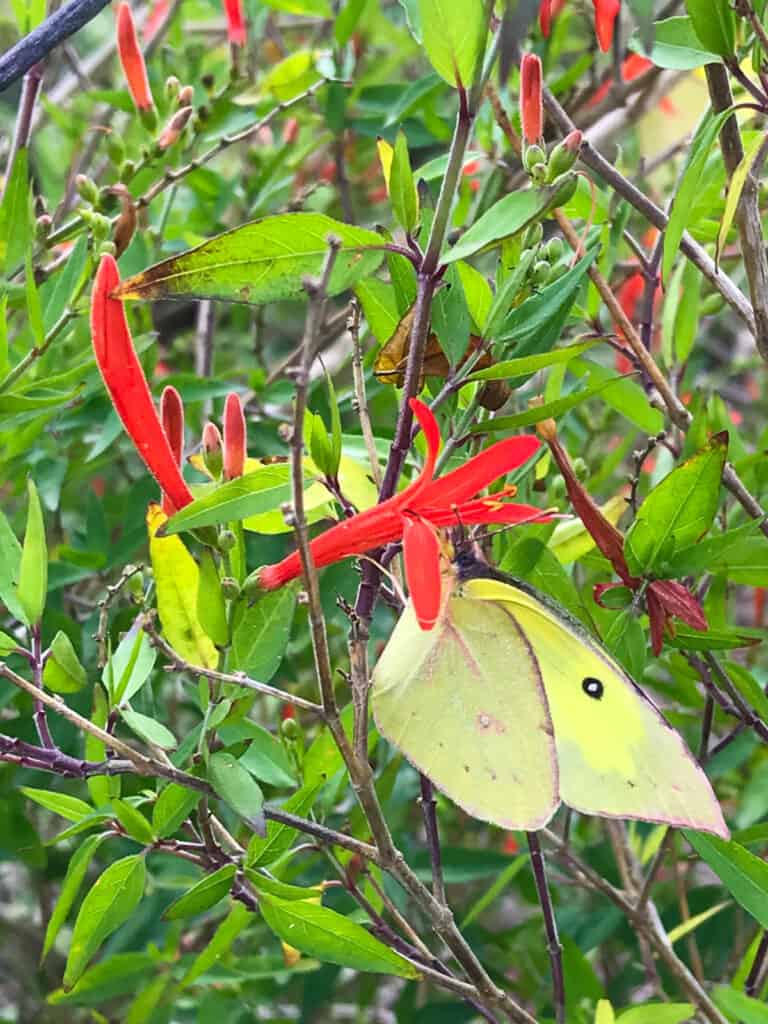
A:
257;399;546;630
540;0;620;52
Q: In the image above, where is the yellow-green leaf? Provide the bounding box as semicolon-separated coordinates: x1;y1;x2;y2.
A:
147;506;218;670
17;478;47;625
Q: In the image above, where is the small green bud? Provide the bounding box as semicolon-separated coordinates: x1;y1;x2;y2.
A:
35;214;52;243
242;569;263;602
523;144;546;173
700;292;726;315
546;129;582;181
97;240;118;258
572;457;589;482
532;260;551;286
550;476;566;501
523;222;544;249
220;576;241;601
530;161;548;184
281;717;301;740
75;174;99;206
164;75;181;102
118;159;135;180
127;568;144;601
546;237;564;262
218;529;237;552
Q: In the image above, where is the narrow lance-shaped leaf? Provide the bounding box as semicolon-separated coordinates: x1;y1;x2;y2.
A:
684;830;768;929
112;213;385;305
63;854;147;988
259;893;420;977
17;479;47;626
389;130;419;233
716;130;765;267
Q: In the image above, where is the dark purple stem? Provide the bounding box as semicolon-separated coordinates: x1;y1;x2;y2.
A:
31;626;54;748
419;774;446;904
745;930;768;997
527;831;565;1024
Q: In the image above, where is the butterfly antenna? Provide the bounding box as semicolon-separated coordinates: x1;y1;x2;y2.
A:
527;831;566;1024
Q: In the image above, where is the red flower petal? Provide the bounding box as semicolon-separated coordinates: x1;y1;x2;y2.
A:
415;435;540;509
90;255;194;512
520;53;543;145
223;0;246;45
398;398;441;507
424;500;549;527
539;0;552;37
402;515;443;631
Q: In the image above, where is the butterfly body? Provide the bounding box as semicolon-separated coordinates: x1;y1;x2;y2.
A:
371;559;728;838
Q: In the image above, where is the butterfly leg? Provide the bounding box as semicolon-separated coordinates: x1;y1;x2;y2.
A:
526;831;565;1024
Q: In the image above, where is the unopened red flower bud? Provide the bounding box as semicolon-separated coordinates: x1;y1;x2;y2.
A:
546;130;583;180
177;84;194;107
157;106;193;149
160;385;185;514
202;421;224;479
117;2;156;115
223;393;246;480
593;0;620;52
282;117;299;144
539;0;552;37
223;0;246;46
520;53;543;145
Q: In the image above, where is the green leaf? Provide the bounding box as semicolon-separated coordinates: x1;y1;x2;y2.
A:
236;721;297;788
494;247;598;351
63;855;146;988
629;16;720;69
665;521;768;583
0;630;19;656
21;787;93;823
163;864;236;920
152;783;201;839
570;358;664;433
48;952;154;1005
247;782;324;867
443;180;577;264
42;833;108;961
245;870;322;901
431;263;471;365
389;130;418;233
335;0;366;45
471;373;623;432
712;986;768;1023
42;234;88;331
196;550;228;648
103;621;156;706
17;478;47;625
724;662;768;724
177;902;252;989
417;0;486;88
114;213;384;305
595;1001;615;1024
624;432;728;574
0;148;30;275
120;709;177;750
684;831;768;928
663;107;735;281
43;630;87;693
617;1006;695;1024
665;625;762;650
164;467;293;534
355;277;399;344
230;588;296;682
667;901;729;944
685;0;735;55
717;130;764;265
672;260;703;363
259;894;419;977
0;507;24;622
469;339;600;382
456;260;493;331
209;751;265;831
111;799;156;845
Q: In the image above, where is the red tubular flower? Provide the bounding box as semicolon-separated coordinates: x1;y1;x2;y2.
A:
116;2;155;113
520;53;543;145
90;255;194;512
539;0;552;37
593;0;620;52
223;0;246;46
160;386;184;515
257;399;546;630
223;393;246;480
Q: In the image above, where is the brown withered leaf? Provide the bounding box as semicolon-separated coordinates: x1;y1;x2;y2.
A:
374;303;510;410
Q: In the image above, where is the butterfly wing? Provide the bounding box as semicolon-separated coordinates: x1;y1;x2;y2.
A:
464;577;728;838
371;595;559;830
